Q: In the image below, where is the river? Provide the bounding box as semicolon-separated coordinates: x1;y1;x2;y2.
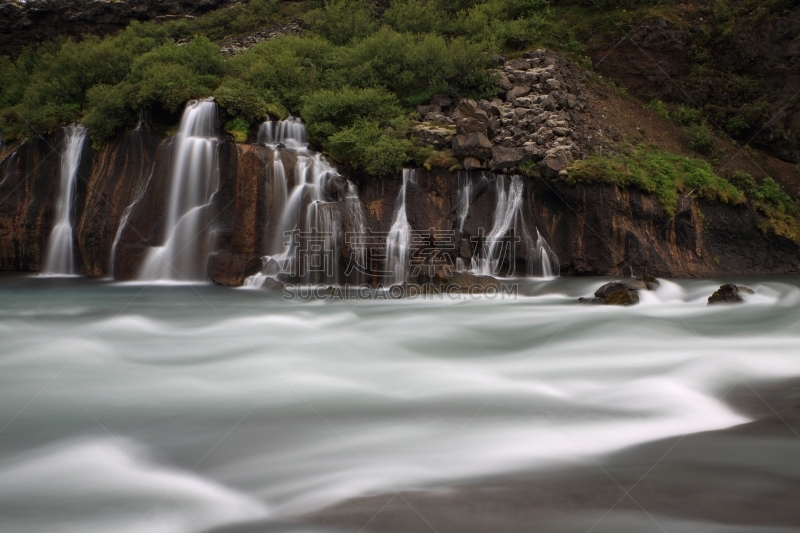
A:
0;274;798;533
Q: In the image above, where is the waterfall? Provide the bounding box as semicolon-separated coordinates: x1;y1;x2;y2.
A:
138;99;219;282
456;173;559;278
109;163;155;278
257;117;308;149
0;151;17;189
244;117;368;288
385;169;417;286
43;124;88;275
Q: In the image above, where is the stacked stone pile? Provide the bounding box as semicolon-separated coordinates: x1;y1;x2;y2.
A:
413;49;591;177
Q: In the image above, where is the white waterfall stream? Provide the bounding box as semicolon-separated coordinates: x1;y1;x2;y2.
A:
42;124;88;275
456;173;559;278
138;99;220;282
384;168;418;286
244;118;367;288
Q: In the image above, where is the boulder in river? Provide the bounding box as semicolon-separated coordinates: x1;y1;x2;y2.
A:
708;284;752;305
594;279;648;298
636;274;660;290
603;289;640;306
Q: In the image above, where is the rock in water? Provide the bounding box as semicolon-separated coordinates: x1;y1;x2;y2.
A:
603;289;640;306
595;279;647;298
708;284;749;305
636;274;661;290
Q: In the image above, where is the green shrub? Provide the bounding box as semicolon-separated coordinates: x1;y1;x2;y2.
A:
646;99;669;120
304;0;379;46
225;116;251;143
82;83;135;148
725;114;749;137
326;119;412;176
383;0;447;34
688;123;713;154
673;105;703;126
213;79;268;122
300;86;405;143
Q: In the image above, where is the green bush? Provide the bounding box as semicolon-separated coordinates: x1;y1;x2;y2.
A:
673;105;703;126
646;99;669;120
225;116;251;143
326;119;412;176
301;86;405;143
304;0;379;46
567;145;744;216
213;79;268;122
383;0;447;34
688;123;713;154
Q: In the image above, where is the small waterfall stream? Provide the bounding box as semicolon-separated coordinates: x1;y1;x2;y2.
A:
457;173;559;278
138;99;220;282
43;124;88;275
384;169;417;286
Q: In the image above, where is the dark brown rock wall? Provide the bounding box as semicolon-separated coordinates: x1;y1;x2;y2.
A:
77;128;159;277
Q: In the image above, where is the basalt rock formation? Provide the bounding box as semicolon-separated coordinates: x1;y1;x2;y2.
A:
1;118;799;283
414;49;595;177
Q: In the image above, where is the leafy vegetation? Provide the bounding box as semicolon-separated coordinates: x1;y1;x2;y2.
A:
566;145;744;216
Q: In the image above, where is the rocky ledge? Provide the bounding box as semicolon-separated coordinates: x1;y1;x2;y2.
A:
0;0;239;57
413;49;595;177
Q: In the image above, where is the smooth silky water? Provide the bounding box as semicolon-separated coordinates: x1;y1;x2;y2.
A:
1;275;799;533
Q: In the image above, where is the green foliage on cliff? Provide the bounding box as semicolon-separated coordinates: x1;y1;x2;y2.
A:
567;146;745;216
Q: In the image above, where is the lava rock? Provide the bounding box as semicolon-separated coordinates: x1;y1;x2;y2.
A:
463;157;483;170
595;279;648;298
636;274;661;290
452;133;493;159
539;146;575;178
708;284;750;305
490;146;527;170
604;289;640;306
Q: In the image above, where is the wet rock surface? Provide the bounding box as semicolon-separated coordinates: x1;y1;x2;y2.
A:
581;276;659;306
707;284;751;305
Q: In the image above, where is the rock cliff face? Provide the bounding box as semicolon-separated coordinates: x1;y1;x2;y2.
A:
590;2;800;165
1;124;798;282
0;0;239;57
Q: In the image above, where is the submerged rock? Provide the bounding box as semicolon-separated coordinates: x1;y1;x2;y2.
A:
603;289;640;306
708;284;751;305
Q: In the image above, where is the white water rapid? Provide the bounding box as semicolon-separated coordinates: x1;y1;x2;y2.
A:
138;99;220;282
3;276;800;533
42;124;88;276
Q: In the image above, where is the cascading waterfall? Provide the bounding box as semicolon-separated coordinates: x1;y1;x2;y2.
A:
138;99;220;282
384;169;418;286
43;124;88;275
457;173;559;278
257;117;308;149
244;118;367;288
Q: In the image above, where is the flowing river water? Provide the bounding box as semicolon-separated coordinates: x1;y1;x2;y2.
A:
0;275;799;533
